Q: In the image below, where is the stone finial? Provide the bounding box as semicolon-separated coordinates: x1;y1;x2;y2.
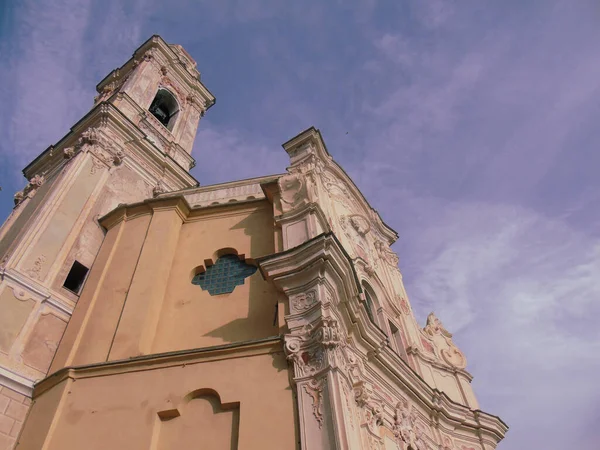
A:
423;312;452;338
153;181;168;197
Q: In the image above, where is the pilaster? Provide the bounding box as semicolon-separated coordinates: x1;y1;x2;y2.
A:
109;199;187;360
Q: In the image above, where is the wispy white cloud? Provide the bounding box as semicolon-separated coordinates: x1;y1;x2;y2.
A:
380;195;600;447
0;0;151;179
192;123;288;185
343;2;600;448
2;0;94;171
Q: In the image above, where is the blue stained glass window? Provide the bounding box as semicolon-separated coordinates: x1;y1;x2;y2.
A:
192;254;257;295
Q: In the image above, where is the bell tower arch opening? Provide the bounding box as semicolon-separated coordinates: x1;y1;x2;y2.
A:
149;88;179;131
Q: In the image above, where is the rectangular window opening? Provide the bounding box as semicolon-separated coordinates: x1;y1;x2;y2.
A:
63;260;89;295
389;320;408;362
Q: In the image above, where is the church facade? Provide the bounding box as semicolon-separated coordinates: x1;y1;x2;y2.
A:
0;36;507;450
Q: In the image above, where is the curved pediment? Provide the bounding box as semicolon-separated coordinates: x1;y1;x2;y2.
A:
280;128;399;275
282;127;398;243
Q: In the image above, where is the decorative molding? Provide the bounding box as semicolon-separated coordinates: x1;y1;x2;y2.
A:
14;173;46;206
63;146;76;159
343;214;370;237
153;180;168;197
278;173;309;213
374;240;399;268
423;313;467;369
259;232;506;449
423;313;452;339
24;255;46;280
291;290;318;312
90;154;107;174
397;296;410;315
0;366;34;397
284;317;344;378
303;377;326;429
354;380;383;435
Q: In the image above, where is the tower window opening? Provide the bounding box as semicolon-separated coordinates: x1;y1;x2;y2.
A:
389;320;409;362
149;88;179;131
63;260;89;294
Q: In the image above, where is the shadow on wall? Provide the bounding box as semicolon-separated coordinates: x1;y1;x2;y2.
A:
200;209;279;344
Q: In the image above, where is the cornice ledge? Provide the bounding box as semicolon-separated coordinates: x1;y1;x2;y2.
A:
98;195;191;230
22;102;198;189
473;409;510;441
407;346;474;381
99;35;215;109
34;336;282;399
256;232;359;298
361;348;509;445
0;268;74;316
353;324;507;442
0;366;34;397
274;200;329;227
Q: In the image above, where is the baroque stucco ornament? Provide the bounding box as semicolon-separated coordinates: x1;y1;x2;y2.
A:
303;377;326;429
344;214;370;237
284;315;344;378
24;254;46;280
393;401;431;450
423;313;467;369
70;127;127;175
14;173;46;206
278;173;309;213
291;290;318;312
374;240;399;268
354;379;383;436
261;128;506;449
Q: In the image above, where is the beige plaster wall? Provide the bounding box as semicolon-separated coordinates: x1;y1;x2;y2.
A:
0;171;59;261
0;283;70;387
19;157;103;283
21;313;67;374
18;351;296;450
50;213;151;371
51;199;279;370
152;202;279;353
51;165;152;296
0;288;35;356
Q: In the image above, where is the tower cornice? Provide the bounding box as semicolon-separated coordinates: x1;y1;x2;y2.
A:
96;35;215;112
22;101;198;191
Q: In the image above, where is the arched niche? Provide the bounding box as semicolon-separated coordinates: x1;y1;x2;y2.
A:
152;388;240;450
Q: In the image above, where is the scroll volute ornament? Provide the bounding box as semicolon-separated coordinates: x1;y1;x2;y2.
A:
393;402;430;450
423;313;467;369
291;290;318;312
284;315;345;375
14;173;46;206
374;240;400;268
354;380;383;434
339;214;373;261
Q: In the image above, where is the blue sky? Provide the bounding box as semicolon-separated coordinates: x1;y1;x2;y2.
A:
1;1;600;448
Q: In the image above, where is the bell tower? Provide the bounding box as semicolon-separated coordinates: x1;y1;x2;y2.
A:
94;36;214;166
0;35;213;448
